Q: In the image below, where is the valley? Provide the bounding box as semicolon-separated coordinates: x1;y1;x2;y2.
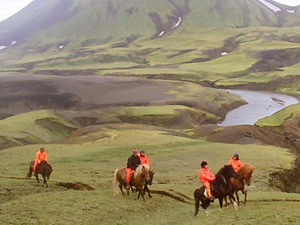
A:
0;0;300;224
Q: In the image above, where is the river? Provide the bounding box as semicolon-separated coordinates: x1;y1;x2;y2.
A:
218;89;299;127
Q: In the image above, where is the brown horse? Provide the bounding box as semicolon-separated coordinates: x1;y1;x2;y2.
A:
113;164;150;201
226;163;254;205
27;160;53;188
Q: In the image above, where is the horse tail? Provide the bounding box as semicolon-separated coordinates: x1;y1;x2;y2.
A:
113;169;120;195
194;189;200;216
27;164;33;178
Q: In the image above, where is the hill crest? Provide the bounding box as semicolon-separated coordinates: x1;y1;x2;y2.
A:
0;0;299;48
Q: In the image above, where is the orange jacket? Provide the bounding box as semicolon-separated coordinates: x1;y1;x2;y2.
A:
228;157;242;172
138;154;149;166
198;168;215;184
35;151;48;164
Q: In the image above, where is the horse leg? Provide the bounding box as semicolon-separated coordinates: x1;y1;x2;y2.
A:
137;187;145;201
42;174;48;188
230;194;238;210
34;173;40;183
201;199;211;216
119;184;125;195
229;195;234;206
235;191;240;205
202;200;210;216
130;185;136;193
224;196;228;207
219;198;223;212
244;189;247;205
144;185;152;198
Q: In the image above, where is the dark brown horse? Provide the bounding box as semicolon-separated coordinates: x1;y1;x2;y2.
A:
27;160;53;188
194;165;239;216
143;169;155;198
113;164;150;201
226;163;254;205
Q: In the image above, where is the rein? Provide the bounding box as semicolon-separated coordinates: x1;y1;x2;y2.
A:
222;175;227;184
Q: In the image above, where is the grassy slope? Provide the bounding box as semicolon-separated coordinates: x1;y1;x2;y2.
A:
0;110;77;146
0;124;299;224
0;76;247;149
255;103;300;136
2;26;299;95
0;0;280;45
256;104;300;127
0;1;300;96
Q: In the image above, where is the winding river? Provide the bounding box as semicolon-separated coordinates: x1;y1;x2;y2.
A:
219;90;299;127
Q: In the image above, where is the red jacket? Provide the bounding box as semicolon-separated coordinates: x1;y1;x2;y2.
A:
35;151;47;164
138;154;149;166
228;157;242;172
198;167;215;184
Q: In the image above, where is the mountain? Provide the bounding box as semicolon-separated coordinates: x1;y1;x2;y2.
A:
0;0;299;97
0;0;298;47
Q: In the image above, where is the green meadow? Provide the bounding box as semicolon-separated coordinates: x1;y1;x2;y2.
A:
1;119;300;224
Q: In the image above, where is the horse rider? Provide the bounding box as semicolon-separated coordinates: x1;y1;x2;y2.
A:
126;148;141;189
228;153;242;172
198;161;215;201
138;149;149;166
33;147;48;173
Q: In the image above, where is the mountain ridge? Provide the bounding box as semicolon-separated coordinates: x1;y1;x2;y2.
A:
0;0;299;48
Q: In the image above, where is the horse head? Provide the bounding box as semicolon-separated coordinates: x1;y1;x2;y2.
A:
240;164;254;186
146;169;155;185
142;164;150;176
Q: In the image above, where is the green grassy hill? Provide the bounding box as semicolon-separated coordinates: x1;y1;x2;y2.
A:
0;125;299;224
256;103;300;136
0;0;300;95
0;110;77;149
0;0;284;46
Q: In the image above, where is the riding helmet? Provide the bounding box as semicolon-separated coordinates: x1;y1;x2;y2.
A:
201;161;207;168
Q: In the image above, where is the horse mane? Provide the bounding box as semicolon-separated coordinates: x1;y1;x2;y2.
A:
135;164;149;177
214;165;229;181
237;163;254;178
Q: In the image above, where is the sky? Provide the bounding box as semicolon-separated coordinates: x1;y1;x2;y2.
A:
0;0;300;22
0;0;34;22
